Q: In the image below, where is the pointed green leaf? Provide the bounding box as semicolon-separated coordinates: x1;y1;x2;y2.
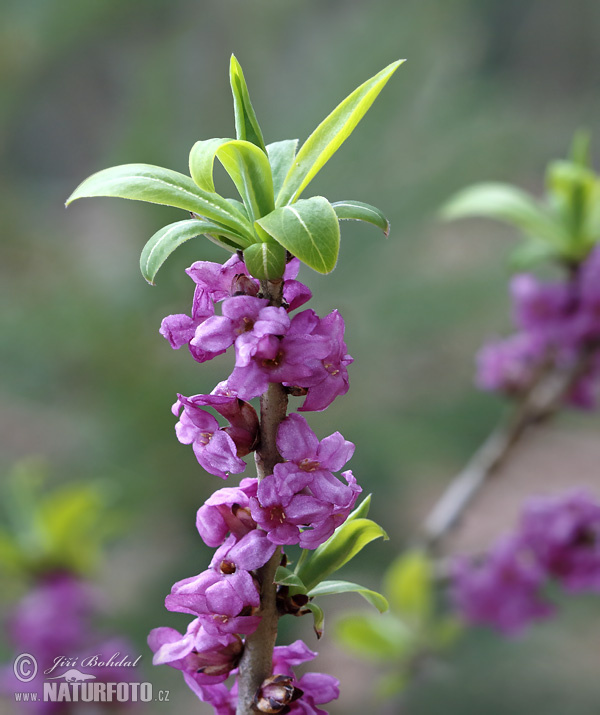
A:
189;138;233;193
347;494;372;521
140;219;249;284
304;601;324;639
256;196;340;273
243;241;287;280
216;140;275;220
297;518;388;591
230;55;266;152
274;566;308;593
509;238;558;270
276;60;404;205
308;580;389;612
66;164;254;239
441;182;566;248
267;140;298;197
334;613;410;661
384;551;433;623
332;200;390;236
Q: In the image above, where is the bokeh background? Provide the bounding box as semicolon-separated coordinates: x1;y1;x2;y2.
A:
2;0;600;712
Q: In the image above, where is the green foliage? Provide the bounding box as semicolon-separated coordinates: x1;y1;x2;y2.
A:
441;133;600;269
332;200;391;236
296;515;388;591
67;56;400;281
256;197;340;273
243;241;288;281
140;219;243;284
275;60;405;206
0;460;118;579
384;550;433;623
333;548;463;699
307;579;389;612
229;55;266;152
335;613;410;661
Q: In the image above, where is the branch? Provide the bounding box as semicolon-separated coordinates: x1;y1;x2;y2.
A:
236;279;288;715
422;351;593;551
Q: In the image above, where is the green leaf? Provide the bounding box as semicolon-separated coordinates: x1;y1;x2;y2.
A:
256;196;340;274
509;238;558;270
243;241;287;281
189;138;233;193
441;182;566;248
66;164;254;239
297;518;388;591
304;601;324;639
384;551;433;623
230;55;266;152
216;140;275;220
140;219;249;284
347;494;371;521
334;613;410;661
190;139;275;221
274;566;307;593
267;140;299;198
308;580;389;612
332;200;390;236
276;59;404;205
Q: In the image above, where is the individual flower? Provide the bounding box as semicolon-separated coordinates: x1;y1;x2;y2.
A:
166;532;276;635
173;395;248;478
226;324;330;401
148;618;242;685
277;414;355;476
475;332;547;395
451;535;553;635
191;295;284;355
519;490;600;592
182;387;260;457
250;471;332;546
196;477;258;548
293;310;353;412
160;286;216;351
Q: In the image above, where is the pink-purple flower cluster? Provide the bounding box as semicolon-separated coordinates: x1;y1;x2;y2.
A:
1;573;139;713
150;256;355;712
476;247;600;406
452;490;600;635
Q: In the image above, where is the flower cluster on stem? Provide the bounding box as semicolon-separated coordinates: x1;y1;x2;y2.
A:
452;489;600;635
476;247;600;407
149;256;357;714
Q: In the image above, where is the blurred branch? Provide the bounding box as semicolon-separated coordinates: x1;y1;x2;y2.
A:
422;350;594;552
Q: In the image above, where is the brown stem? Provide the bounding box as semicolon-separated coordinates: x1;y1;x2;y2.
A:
236;279;288;715
422;350;593;552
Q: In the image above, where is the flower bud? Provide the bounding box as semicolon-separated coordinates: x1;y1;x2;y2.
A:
254;674;303;714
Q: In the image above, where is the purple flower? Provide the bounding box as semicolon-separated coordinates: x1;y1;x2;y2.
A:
475;332;547;395
510;274;571;336
271;641;340;715
293;310;353;412
520;490;600;592
166;532;276;635
283;258;312;312
227;323;330;401
277;414;355;475
196;477;258;548
191;295;283;355
148;619;242;685
187;254;251;302
451;536;553;635
173;395;248;478
250;470;332;545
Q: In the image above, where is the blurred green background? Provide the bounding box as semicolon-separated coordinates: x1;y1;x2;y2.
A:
2;0;600;712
